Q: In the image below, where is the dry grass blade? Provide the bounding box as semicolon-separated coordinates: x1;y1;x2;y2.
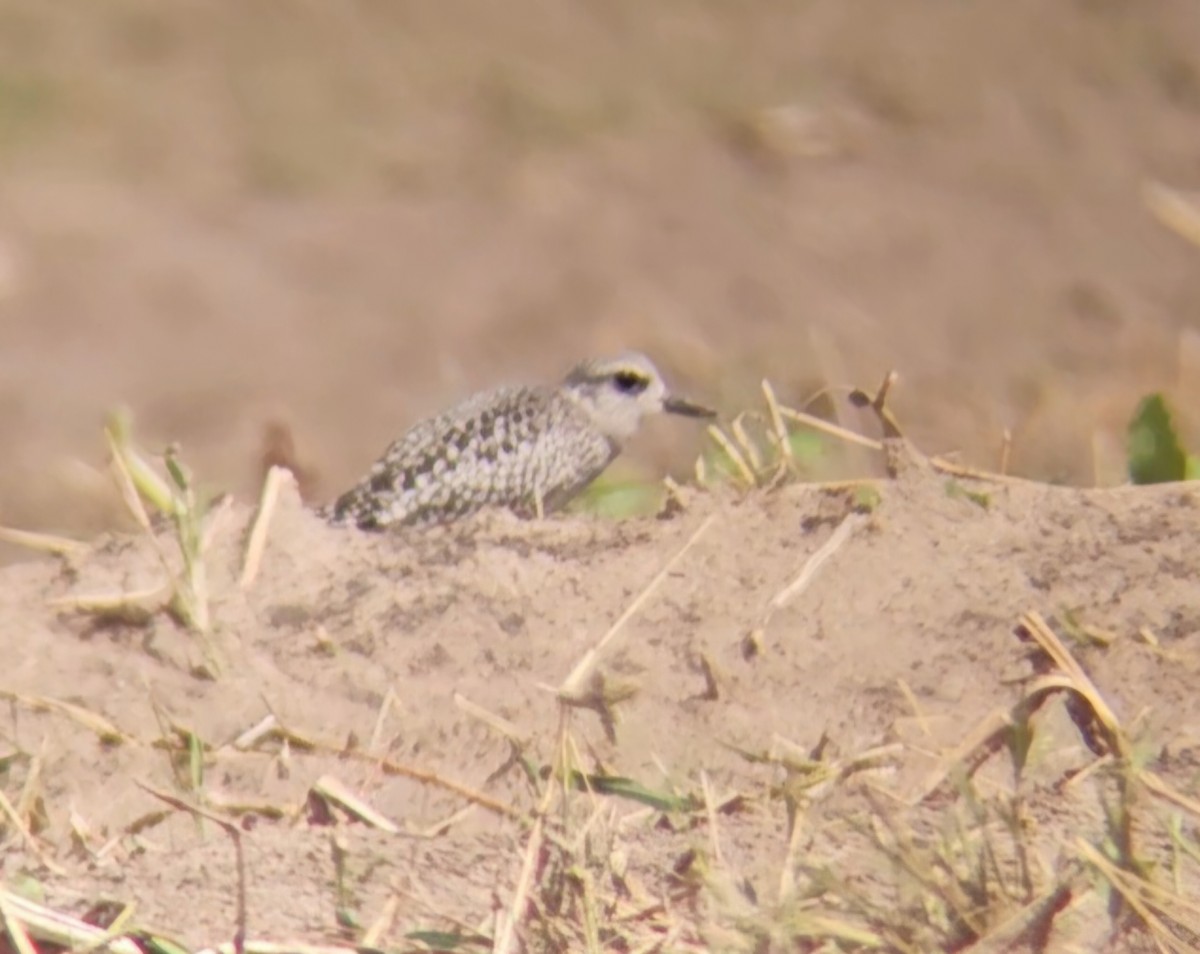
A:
14;752;44;826
0;691;131;745
761;379;792;461
769;377;1032;490
788;913;886;948
1141;771;1200;818
164;447;212;634
368;688;395;755
343;749;519;819
137;781;247;953
74;904;138;954
1081;839;1200;924
201;793;290;820
1076;839;1200;954
730;414;764;474
310;775;400;833
960;875;1079;954
777;405;883;452
0;889;38;954
772;796;811;907
0;891;143;954
1018;611;1125;755
910;712;1015;805
769;511;865;610
560;513;715;699
493;781;556;954
700;771;726;869
200;492;234;553
998;428;1012;476
792;741;902;793
1144;180;1200;249
240;465;294;588
848;370;904;439
749;512;866;647
200;943;364;954
214;716;517;816
46;585;167;625
454;692;529;746
359;893;399;949
705;424;756;486
0;525;88;558
781;398;1029;486
228;714;279;751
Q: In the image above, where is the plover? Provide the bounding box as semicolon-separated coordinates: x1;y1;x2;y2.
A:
324;352;715;530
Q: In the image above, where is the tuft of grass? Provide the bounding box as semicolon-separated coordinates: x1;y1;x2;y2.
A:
696;374;949;492
105;409;219;635
696;378;847;490
40;410;231;675
480;517;720;954
573;372;1028;521
569;374;850;519
696;610;1200;952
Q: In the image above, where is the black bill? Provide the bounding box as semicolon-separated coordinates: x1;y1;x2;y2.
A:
663;396;718;419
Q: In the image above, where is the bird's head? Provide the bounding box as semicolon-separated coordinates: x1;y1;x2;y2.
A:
561;351;716;443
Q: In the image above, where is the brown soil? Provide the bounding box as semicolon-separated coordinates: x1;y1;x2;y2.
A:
2;2;1200;951
3;458;1200;951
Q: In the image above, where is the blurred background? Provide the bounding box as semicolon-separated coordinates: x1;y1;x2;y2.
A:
1;0;1199;545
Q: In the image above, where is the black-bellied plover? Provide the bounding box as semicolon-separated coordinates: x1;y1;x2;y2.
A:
324;352;715;530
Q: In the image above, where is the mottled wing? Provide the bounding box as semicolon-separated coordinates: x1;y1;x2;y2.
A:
328;385;612;529
529;393;617;515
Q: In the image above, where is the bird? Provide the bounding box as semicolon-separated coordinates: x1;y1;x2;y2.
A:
323;351;716;530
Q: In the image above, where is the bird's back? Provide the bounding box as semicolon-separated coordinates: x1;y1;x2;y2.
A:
327;384;616;529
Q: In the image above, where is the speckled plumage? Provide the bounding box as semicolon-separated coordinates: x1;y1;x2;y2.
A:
324;352;715;530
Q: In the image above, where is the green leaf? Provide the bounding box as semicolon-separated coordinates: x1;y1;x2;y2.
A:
944;479;991;510
787;429;826;467
573;479;663;519
106;409;177;515
1127;393;1189;485
163;446;191;495
0;750;25;777
6;874;45;904
187;731;204;792
853;484;882;513
405;929;491;951
131;931;195;954
568;771;698;812
335;906;361;930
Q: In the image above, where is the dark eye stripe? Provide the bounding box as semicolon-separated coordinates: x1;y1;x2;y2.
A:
613;371;650;394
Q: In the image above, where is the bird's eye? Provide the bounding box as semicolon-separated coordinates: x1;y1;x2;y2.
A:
612;371;649;394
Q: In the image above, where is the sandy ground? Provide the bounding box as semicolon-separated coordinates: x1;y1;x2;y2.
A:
2;2;1200;952
1;452;1199;951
